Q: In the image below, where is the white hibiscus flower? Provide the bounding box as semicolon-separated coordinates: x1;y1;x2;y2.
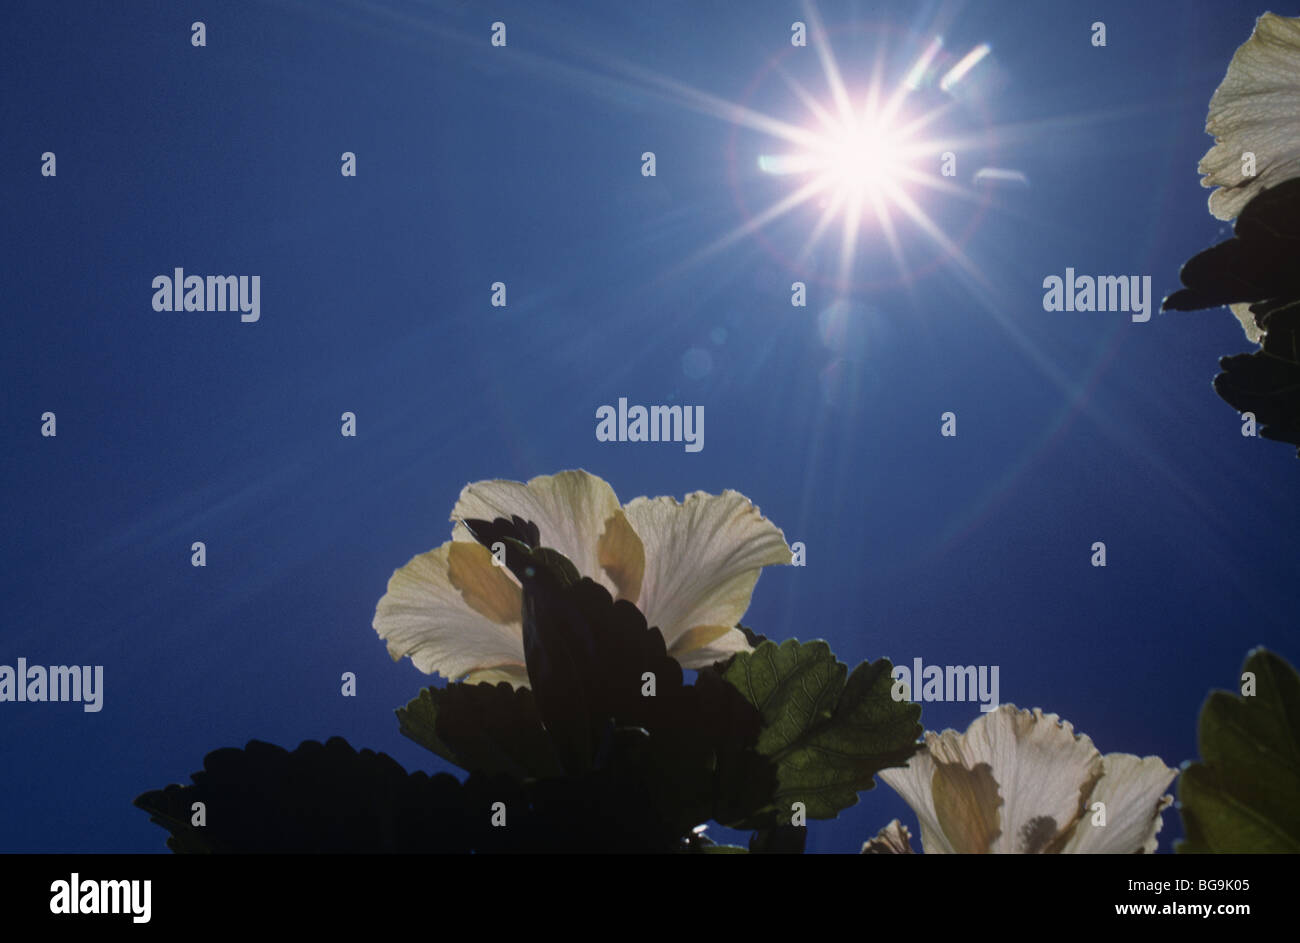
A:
1196;13;1300;343
1198;13;1300;223
870;704;1176;854
373;470;791;686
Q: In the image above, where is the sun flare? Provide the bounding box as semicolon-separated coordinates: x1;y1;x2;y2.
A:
622;2;1019;291
737;21;996;289
754;88;955;287
825;119;903;198
759;106;915;207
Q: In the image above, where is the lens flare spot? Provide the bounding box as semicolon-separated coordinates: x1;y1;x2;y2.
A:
682;347;713;379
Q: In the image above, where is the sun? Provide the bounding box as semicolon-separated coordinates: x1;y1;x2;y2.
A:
827;121;900;195
734;24;997;288
757;105;914;206
752;88;948;286
616;3;1018;291
808;108;911;204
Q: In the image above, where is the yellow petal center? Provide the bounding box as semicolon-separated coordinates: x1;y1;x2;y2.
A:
447;541;523;626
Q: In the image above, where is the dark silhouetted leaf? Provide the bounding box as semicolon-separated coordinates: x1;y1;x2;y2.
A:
1163;179;1300;454
396;682;562;779
459;515;540;553
406;526;775;833
1214;297;1300;450
134;737;477;853
134;737;695;853
1164;178;1300;313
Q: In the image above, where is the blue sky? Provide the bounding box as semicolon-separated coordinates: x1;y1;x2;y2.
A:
2;0;1296;853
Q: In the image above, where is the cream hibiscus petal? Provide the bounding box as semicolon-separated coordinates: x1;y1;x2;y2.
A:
446;541;523;626
882;705;1107;853
878;748;960;854
372;543;526;681
449;470;622;597
930;759;1004;853
1198;13;1300;221
462;664;532;686
620;489;790;653
925;706;1102;853
861;819;916;854
670;626;754;670
377;470;790;685
1229;301;1266;344
880;705;1180;853
596;508;645;603
1061;753;1177;854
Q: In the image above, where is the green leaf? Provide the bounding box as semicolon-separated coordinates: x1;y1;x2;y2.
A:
722;639;921;823
1178;648;1300;853
396;682;563;779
